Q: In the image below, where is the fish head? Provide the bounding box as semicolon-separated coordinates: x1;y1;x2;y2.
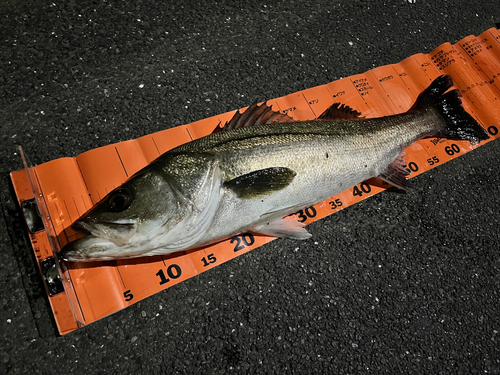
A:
60;167;186;261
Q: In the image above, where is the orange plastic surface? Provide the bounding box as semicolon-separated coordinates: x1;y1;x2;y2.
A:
10;28;500;335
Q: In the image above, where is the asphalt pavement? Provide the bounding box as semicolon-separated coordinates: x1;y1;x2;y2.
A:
1;0;499;373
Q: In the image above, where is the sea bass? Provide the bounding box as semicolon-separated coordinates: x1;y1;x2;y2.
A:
60;75;489;261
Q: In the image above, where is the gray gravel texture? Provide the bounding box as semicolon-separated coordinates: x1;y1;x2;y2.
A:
1;0;499;374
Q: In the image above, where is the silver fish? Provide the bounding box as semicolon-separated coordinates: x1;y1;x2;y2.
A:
60;75;489;261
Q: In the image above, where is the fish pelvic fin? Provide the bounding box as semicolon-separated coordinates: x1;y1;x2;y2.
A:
212;102;296;134
414;75;489;143
252;218;312;240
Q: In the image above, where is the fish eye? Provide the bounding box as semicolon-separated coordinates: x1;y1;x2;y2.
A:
108;189;132;212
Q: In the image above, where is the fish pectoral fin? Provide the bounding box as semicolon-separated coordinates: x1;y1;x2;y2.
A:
318;102;363;120
378;152;411;191
224;167;296;199
252;218;312;239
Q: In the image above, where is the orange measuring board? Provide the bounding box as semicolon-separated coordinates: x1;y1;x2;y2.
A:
10;28;500;335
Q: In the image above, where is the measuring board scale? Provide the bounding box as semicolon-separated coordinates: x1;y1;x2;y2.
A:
9;27;500;335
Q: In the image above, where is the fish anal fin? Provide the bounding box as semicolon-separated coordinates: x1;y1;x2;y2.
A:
378;152;411;191
252;218;312;240
318;102;363;120
224;167;296;199
212;102;295;134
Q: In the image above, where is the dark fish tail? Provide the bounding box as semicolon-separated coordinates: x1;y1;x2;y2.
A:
415;75;489;142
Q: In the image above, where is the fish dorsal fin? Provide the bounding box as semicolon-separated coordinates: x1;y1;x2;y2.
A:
378;152;411;191
224;167;296;199
212;102;295;134
318;103;363;120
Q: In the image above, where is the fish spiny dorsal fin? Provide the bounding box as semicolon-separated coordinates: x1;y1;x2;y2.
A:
318;102;363;120
212;102;295;134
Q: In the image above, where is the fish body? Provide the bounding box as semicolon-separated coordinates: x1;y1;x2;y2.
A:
61;75;489;261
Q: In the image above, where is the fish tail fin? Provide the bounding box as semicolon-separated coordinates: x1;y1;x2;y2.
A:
414;75;489;143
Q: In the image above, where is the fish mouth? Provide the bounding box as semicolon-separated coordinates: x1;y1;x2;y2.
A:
59;236;120;262
72;219;137;247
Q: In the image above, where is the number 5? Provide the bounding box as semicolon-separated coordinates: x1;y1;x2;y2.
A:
123;290;134;302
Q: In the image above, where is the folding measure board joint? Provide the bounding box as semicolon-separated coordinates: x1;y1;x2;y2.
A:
10;27;500;335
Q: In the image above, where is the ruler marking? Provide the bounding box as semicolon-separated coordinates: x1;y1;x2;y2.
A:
151;137;161;156
115;147;128;177
302;92;317;117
